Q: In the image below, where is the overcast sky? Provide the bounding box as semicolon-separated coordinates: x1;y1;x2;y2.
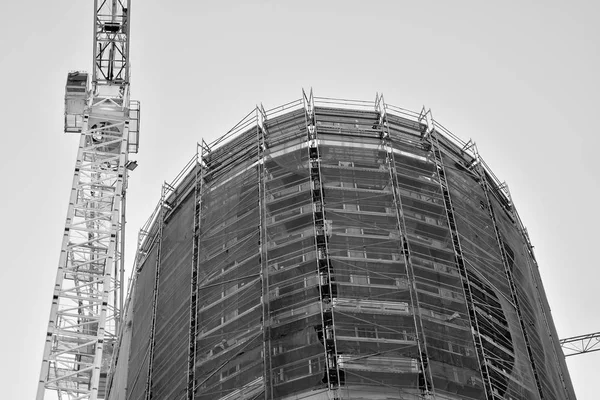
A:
1;1;598;398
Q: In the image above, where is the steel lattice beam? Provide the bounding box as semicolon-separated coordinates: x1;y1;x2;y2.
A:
560;332;600;357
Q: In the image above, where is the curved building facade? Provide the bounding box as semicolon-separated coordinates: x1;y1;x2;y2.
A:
113;93;576;400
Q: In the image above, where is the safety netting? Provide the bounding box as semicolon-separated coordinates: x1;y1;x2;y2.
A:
123;102;575;400
195;128;263;400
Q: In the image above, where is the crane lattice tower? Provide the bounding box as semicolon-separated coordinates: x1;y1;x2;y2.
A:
37;1;140;399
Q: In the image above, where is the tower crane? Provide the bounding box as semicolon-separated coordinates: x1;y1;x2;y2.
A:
37;1;139;399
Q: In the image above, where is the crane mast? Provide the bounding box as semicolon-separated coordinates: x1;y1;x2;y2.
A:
38;1;139;399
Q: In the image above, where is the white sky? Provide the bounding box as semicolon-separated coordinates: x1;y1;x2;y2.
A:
1;1;598;398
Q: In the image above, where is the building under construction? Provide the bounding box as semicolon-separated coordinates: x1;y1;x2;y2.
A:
108;93;577;400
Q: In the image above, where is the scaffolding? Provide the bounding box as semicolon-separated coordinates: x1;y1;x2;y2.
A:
114;92;577;400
